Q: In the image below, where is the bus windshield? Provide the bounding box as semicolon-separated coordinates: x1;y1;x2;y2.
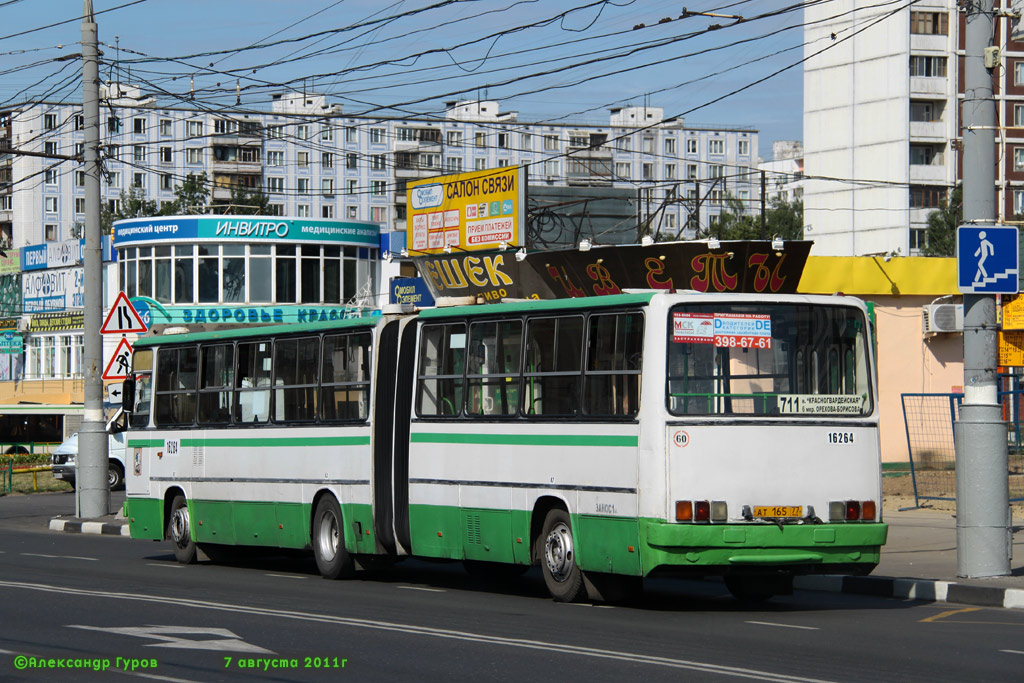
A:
666;302;873;417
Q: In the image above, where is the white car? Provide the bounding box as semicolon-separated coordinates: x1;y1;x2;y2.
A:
51;432;127;490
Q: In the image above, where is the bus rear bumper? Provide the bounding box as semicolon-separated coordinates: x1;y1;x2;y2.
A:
641;521;888;576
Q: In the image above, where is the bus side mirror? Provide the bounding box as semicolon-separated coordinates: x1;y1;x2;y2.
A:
122;377;136;413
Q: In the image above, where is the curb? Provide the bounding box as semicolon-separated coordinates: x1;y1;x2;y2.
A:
795;575;1024;610
49;518;130;536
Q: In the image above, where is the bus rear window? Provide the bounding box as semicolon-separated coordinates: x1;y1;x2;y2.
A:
666;304;872;417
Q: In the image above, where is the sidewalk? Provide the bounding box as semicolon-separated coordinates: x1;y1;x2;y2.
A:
794;506;1024;609
49;504;1024;608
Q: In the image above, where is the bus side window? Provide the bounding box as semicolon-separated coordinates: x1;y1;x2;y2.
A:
235;341;271;424
416;323;466;417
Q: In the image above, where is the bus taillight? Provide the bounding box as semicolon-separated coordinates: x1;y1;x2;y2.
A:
845;500;861;520
861;501;877;521
675;501;693;522
694;501;710;522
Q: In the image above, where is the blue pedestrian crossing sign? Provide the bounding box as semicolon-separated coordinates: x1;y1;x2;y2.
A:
957;225;1019;294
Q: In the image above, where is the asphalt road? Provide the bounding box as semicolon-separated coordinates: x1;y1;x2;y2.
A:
2;492;1024;682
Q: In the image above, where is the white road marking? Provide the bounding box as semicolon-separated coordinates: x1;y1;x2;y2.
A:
1000;650;1024;655
0;580;835;682
146;563;183;569
69;625;274;654
21;553;97;561
265;573;308;580
398;585;446;592
746;621;820;631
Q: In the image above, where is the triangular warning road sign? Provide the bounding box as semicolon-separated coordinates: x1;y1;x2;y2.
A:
103;337;134;380
101;292;148;334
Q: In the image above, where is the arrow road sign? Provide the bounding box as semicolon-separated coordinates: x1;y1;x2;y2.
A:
101;291;148;334
957;225;1019;294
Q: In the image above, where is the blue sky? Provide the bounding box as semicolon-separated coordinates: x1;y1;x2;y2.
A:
0;0;806;158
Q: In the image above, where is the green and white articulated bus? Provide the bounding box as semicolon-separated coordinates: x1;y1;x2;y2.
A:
121;291;887;602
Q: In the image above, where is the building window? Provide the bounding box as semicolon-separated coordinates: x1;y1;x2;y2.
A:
665;163;676;180
371;180;387;196
297;178;310;193
686;138;697;154
297;204;310;217
371;206;387;223
74;114;84;130
1015;190;1024;215
45;141;58;156
347;206;357;218
664;138;676;155
161;174;173;190
370;128;384;144
910;185;947;208
44;169;58;185
687;164;698;179
544;159;559;177
159;119;171;136
497;158;510;167
497;133;510;148
45;224;57;241
347;180;357;195
1015;104;1024;128
910;11;948;35
185;148;202;164
345;126;357;143
910;101;937;122
447;131;463;147
322;152;334;169
133;145;146;162
107;171;121;188
45;197;58;213
543;135;559;151
266;150;284;166
738;139;750;156
298;151;309;167
709;164;724;179
708;138;724;155
75;197;85;214
74;142;83;158
75;170;85;187
322;179;334;195
909;228;927;251
321;124;333;142
910;145;937;165
1015;148;1024;172
133;118;146;134
44;113;58;130
642;137;654;154
322;204;334;218
267;177;284;193
371;154;386;171
186;120;203;137
642;163;653;180
295;124;310;140
133;172;145;188
522;133;532;150
615;162;630;178
910;56;947;78
159;146;172;163
616;136;631;152
446;157;463;173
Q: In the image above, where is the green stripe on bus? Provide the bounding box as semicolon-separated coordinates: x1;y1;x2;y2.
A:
127;439;165;448
409;433;638;447
180;436;370;448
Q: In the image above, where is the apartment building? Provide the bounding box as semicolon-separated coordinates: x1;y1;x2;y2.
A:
804;1;1024;256
0;88;759;249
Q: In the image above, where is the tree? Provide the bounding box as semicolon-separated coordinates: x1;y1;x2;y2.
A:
166;172;210;215
711;195;804;241
100;184;158;234
923;183;961;257
214;186;269;215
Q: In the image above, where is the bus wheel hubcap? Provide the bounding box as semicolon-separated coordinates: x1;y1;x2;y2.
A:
317;512;338;562
544;522;574;582
171;506;189;547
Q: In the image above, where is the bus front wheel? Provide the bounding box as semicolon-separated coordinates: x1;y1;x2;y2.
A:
312;496;354;580
167;495;197;564
538;509;586;602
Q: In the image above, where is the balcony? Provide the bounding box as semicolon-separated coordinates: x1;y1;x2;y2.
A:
910;77;948;96
910;121;946;141
909;163;949;183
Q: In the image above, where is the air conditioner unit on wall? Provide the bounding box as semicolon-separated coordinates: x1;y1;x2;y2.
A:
922;303;964;336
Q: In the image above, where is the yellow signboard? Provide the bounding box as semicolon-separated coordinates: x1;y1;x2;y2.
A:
1002;293;1024;330
406;166;525;254
999;330;1024;366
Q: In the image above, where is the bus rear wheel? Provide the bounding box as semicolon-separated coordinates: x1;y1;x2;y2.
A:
312;496;354;580
538;509;586;602
167;494;197;564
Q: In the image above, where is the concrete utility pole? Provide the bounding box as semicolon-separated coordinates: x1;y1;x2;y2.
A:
956;0;1010;577
78;0;109;517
